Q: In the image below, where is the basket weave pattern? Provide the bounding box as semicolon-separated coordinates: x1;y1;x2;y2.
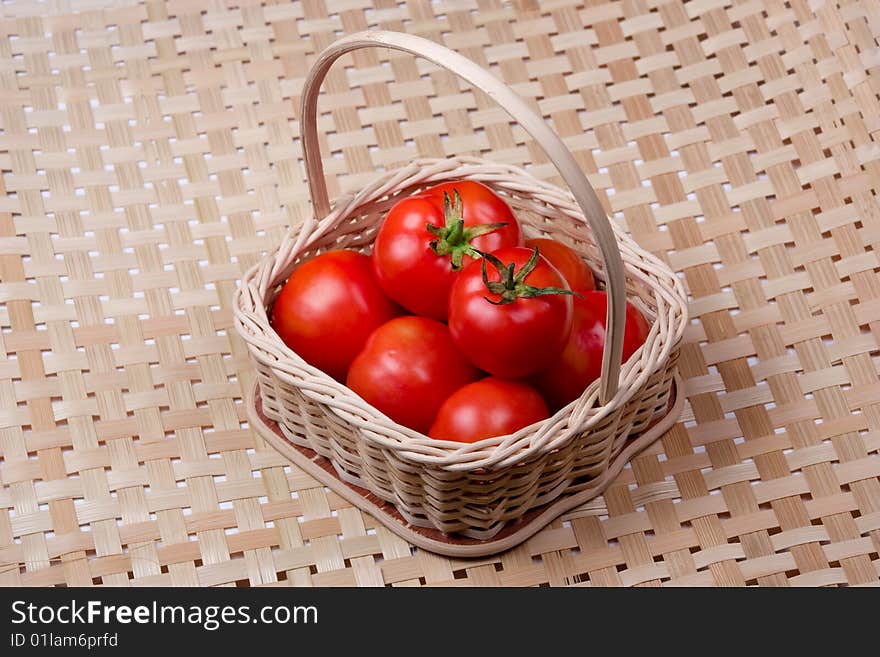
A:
3;0;880;586
236;155;686;537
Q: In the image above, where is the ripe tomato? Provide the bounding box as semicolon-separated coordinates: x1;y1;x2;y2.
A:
372;180;521;320
524;237;595;296
429;377;550;443
270;250;401;381
448;246;575;379
346;316;481;434
534;291;650;410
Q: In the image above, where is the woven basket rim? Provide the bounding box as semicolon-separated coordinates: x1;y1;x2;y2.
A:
233;155;688;471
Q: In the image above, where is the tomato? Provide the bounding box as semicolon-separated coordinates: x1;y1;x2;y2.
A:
524;237;595;296
346;316;481;434
429;377;550;443
270;250;401;381
372;180;521;320
534;291;650;410
448;246;575;379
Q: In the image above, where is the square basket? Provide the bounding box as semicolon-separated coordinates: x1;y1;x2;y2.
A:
233;31;688;542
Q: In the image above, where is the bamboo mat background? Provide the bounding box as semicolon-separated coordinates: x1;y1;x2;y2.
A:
1;0;880;587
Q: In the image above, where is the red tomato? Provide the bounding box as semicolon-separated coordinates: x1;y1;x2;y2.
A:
346;316;481;434
270;250;401;381
448;246;575;379
524;237;595;296
372;180;521;320
429;378;550;443
534;291;650;410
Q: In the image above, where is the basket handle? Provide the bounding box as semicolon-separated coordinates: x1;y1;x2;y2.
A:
300;30;627;404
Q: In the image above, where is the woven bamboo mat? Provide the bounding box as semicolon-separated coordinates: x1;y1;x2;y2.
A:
1;0;879;588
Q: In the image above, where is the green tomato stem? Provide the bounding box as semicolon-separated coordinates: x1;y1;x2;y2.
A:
477;247;583;306
426;189;508;270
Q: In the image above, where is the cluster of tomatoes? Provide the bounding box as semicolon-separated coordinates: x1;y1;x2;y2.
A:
270;181;649;443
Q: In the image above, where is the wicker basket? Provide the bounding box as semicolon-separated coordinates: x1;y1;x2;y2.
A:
234;31;688;539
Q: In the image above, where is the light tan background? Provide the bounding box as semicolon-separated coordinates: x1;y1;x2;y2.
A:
1;0;879;586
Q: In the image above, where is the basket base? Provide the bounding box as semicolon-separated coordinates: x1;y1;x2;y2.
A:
246;375;682;558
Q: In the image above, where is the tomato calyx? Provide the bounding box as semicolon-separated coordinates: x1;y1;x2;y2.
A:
426;190;508;270
478;247;582;306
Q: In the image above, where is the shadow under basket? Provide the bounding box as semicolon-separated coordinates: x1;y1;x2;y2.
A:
233;31;689;553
